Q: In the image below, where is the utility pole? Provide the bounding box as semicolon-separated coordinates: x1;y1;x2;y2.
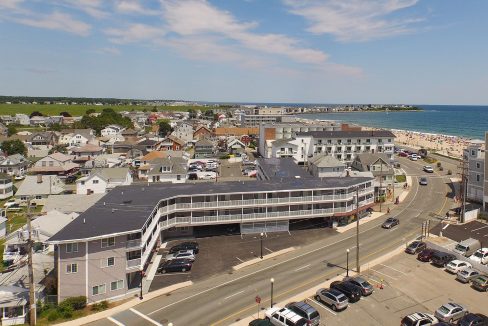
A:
459;151;469;223
356;187;360;274
379;162;383;212
27;197;36;326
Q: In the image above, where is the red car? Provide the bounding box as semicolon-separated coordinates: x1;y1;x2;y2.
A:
417;248;439;262
398;152;408;157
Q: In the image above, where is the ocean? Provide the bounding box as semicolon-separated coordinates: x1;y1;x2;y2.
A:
301;105;488;140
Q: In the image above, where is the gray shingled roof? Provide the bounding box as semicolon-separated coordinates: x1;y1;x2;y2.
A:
309;154;344;168
48;176;373;242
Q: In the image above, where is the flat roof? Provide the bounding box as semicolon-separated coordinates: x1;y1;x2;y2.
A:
296;130;396;138
256;158;313;180
49;176;373;242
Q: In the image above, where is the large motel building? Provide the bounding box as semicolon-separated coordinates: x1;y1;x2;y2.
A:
48;172;375;303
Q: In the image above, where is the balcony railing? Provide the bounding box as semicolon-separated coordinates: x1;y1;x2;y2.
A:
126;258;141;269
126;239;141;249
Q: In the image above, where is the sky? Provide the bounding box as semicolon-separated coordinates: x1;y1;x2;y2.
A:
1;0;487;105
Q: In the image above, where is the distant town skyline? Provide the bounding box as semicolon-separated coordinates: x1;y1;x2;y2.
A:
1;0;487;105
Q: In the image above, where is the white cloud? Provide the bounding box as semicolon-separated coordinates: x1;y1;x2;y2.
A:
0;0;23;9
68;0;108;19
284;0;422;42
114;0;160;15
15;11;91;36
105;23;166;44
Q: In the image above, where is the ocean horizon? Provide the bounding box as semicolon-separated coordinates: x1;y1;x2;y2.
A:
300;105;488;140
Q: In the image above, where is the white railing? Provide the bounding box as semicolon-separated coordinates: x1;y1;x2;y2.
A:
126;258;141;269
126;239;141;249
2;315;26;326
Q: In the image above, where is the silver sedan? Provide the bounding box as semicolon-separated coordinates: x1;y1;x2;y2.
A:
434;302;468;323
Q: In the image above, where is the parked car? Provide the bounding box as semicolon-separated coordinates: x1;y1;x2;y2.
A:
169;242;199;254
434;302;468;323
285;301;320;326
3;198;18;208
470;275;488;292
165;250;195;262
457;313;488;326
264;307;307;326
431;252;456;267
401;312;438;326
445;260;472;274
454;238;482;257
343;276;374;296
419;177;428;186
423;166;434;173
314;288;349;311
249;319;273;326
157;258;193;273
13;175;25;181
406;241;427;254
399;152;408;157
409;154;419;161
382;217;400;229
469;248;488;265
187;173;198;180
330;281;362;303
417;248;439;262
456;268;481;283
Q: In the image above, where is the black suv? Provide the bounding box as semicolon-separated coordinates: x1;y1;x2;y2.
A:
169;241;199;254
457;313;488;326
330;281;362;303
431;251;456;267
157;258;193;273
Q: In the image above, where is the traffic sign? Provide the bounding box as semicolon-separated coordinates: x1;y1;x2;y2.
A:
255;295;261;304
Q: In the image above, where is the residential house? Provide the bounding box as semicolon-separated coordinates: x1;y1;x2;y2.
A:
59;129;95;147
227;138;246;154
137;138;161;152
15;175;64;205
71;144;103;164
0;115;14;125
121;129;140;142
31;152;79;176
15;114;31;125
147;157;188;183
28;131;59;147
101;125;124;137
464;140;485;204
193;125;212;141
166;135;185;151
76;168;133;194
171;122;194;143
0;154;29;177
351;153;395;200
194;139;214;159
0;209;6;238
0;285;29;325
0;173;13;199
308;154;346;178
29;116;48;126
0;123;7;137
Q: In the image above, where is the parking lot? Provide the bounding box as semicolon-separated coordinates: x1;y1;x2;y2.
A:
302;251;487;325
149;219;338;291
431;220;488;243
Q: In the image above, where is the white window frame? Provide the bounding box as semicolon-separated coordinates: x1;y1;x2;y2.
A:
110;280;124;291
66;243;78;253
101;237;115;248
101;257;115;268
92;284;106;296
66;263;78;274
92;179;99;184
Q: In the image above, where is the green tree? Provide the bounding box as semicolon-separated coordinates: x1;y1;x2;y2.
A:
49;144;68;154
59;111;72;117
188;108;197;119
151;107;158;112
158;120;172;137
7;125;17;136
85;108;96;115
50;123;62;132
30;111;43;118
1;139;27;156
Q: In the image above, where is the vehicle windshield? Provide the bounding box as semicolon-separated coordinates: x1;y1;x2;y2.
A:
474;251;483;258
296;319;307;326
400;317;414;326
455;244;467;252
438;306;450;314
360;281;370;287
310;311;319;319
410;241;419;247
460;270;468;275
338;295;347;302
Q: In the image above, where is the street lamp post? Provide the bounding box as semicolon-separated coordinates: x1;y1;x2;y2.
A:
346;249;350;277
260;232;264;259
356;187;361;274
270;278;274;308
139;268;144;300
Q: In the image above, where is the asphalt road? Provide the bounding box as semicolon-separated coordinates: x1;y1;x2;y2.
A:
91;155;453;326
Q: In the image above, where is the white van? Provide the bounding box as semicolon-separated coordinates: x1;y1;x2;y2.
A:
453;238;481;257
469;248;488;265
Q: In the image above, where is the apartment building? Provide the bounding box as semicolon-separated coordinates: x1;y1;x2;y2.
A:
239;114;297;127
258;123;343;157
266;130;395;165
48;176;374;303
464;140;484;204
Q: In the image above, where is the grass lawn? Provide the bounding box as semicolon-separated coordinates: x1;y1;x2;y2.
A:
0;104;211;116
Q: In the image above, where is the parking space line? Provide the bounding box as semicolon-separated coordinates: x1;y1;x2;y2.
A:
367;278;387;287
223;290;245;300
129;308;163;326
379;264;407;275
264;247;273;253
472;225;488;232
308;298;337;316
107;317;125;326
369;268;398;280
294;264;311;272
235;256;244;263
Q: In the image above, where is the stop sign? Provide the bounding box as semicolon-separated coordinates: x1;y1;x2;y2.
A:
255;295;261;304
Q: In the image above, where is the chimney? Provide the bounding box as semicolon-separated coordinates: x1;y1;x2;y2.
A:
37;174;43;183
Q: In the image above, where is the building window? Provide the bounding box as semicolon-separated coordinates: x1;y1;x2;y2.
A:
35;195;42;200
111;280;124;291
477;162;481;169
92;284;106;296
66;263;78;274
81;181;85;185
101;257;115;267
477;174;481;182
101;237;115;248
66;243;78;253
92;179;99;184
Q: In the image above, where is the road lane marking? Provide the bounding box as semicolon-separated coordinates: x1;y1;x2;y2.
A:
308;298;337;316
223;290;245;300
130;308;163;326
379;264;407;275
472;225;488;232
294;264;311;272
369;268;398;280
107;317;125;326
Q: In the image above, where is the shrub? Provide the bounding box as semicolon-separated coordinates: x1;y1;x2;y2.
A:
447;169;452;175
57;305;73;319
396;175;407;183
91;301;109;312
439;166;444;171
219;154;230;160
437;162;442;167
60;296;87;310
47;310;61;322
